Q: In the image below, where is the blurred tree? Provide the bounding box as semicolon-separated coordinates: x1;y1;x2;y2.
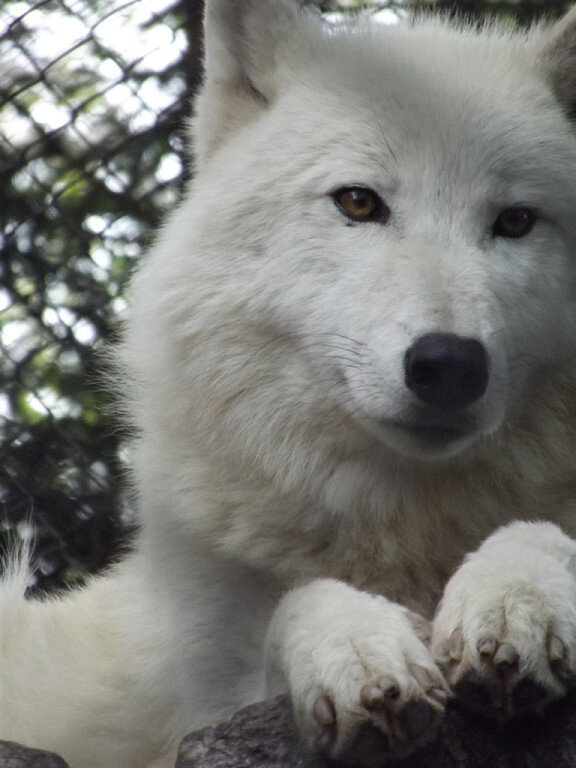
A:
413;0;572;23
0;0;203;590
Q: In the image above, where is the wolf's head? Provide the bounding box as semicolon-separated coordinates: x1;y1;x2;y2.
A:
135;1;576;467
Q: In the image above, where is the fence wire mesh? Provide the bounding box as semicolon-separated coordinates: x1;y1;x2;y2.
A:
0;0;203;590
0;0;572;591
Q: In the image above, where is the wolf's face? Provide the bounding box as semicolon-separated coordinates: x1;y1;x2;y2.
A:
158;7;576;465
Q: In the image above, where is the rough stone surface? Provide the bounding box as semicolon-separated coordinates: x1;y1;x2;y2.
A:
177;697;324;768
0;741;69;767
4;693;576;767
176;693;576;768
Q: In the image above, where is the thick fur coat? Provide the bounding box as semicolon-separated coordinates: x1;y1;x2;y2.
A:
3;2;576;766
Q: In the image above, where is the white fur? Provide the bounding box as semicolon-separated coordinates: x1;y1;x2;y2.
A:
432;522;576;702
3;3;576;766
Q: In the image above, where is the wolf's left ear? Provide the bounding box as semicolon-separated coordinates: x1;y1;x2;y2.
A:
192;0;319;165
540;6;576;117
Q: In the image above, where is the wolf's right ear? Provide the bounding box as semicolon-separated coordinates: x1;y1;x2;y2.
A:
540;6;576;119
192;0;319;166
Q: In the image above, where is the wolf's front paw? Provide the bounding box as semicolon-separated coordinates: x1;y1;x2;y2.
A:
302;660;445;767
432;523;576;719
266;580;447;767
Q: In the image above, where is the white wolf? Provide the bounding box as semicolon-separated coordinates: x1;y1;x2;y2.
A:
3;1;576;767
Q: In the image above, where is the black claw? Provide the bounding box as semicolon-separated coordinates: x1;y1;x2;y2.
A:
398;699;435;740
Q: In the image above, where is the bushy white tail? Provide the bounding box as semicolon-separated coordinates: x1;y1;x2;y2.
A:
0;554;178;768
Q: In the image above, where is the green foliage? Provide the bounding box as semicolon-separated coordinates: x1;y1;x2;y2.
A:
0;0;201;589
410;0;573;24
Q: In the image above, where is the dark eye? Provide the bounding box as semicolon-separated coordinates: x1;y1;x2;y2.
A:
332;186;390;223
492;207;537;239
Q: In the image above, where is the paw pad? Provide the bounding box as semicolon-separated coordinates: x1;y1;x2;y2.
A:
397;699;436;740
443;629;572;719
309;669;445;767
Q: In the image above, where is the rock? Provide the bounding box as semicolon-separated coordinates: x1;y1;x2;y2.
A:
176;693;576;768
4;692;576;767
0;741;69;767
176;697;323;768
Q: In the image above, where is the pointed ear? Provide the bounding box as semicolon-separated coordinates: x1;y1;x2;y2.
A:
192;0;317;165
540;6;576;118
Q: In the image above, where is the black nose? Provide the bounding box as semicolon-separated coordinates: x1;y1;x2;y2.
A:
404;333;489;409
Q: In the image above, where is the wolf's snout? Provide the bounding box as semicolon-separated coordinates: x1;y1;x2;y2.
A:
404;333;489;410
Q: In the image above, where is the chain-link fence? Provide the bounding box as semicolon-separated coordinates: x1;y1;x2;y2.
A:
0;0;572;592
0;0;204;590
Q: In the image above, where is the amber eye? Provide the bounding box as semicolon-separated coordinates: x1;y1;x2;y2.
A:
332;186;390;223
492;207;537;239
